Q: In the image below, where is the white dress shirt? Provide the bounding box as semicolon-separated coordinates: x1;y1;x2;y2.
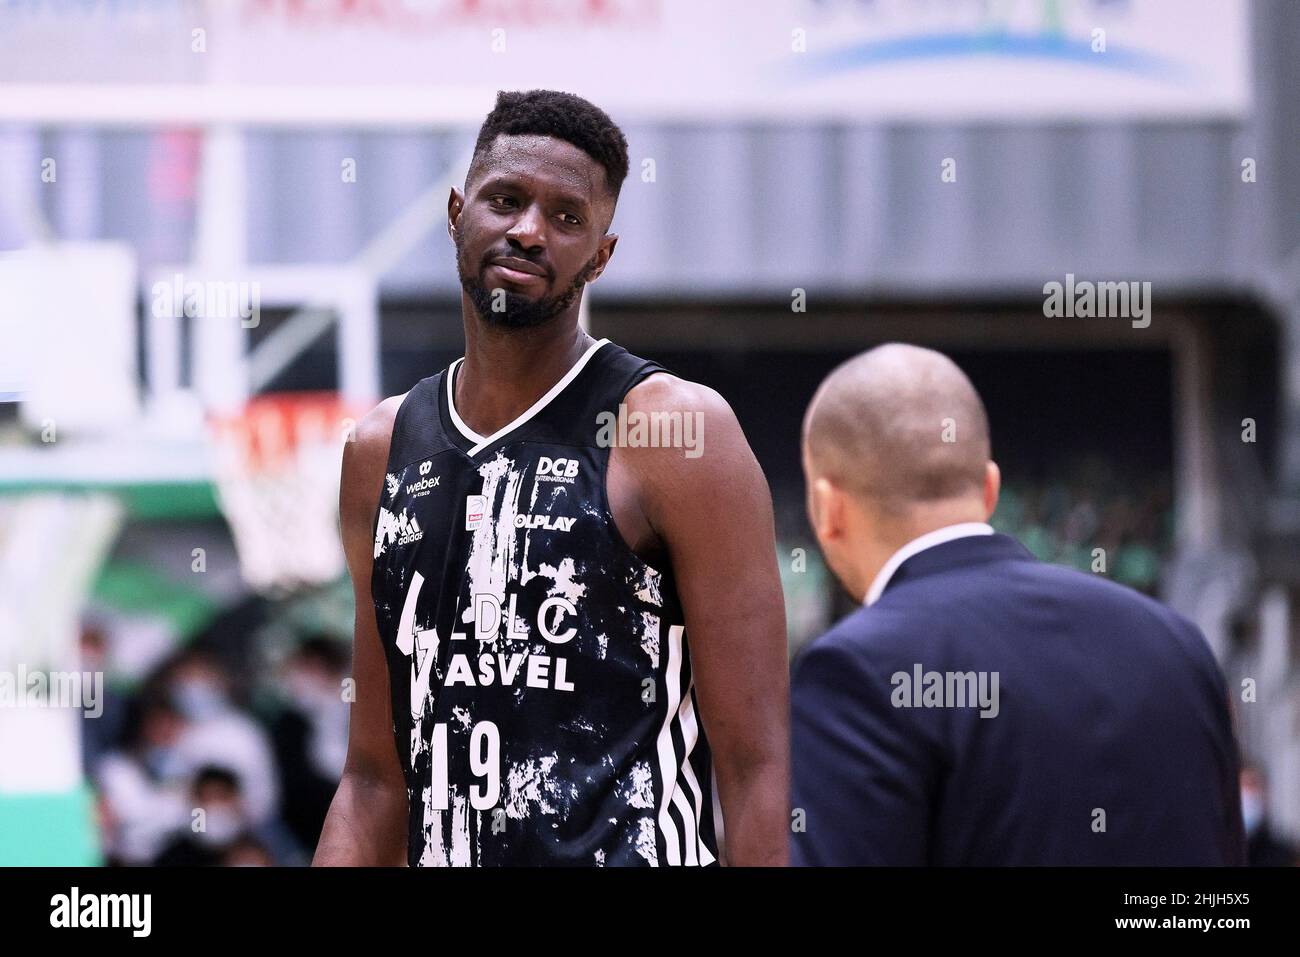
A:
863;522;994;607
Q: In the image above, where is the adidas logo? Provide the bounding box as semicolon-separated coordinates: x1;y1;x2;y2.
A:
375;507;423;556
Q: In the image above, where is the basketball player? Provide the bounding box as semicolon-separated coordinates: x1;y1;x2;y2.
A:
313;91;788;866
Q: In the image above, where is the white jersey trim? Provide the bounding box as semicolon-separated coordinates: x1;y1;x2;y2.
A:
446;337;611;457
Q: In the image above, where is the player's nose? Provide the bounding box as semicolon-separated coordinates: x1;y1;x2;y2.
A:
504;201;546;251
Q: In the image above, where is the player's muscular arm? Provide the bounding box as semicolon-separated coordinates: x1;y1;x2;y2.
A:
313;397;410;866
618;375;790;866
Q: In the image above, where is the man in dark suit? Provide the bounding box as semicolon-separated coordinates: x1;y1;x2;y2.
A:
791;343;1246;866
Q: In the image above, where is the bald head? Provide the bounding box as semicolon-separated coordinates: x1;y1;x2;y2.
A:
804;344;991;514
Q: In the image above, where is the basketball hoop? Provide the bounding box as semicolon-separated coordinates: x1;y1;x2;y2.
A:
208;392;361;596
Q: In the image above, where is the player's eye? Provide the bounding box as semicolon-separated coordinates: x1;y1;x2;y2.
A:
489;195;517;209
558;212;582;226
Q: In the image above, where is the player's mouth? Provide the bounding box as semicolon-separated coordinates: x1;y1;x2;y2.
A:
487;257;549;288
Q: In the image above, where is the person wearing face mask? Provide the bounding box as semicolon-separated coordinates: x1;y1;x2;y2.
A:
154;766;304;867
1241;764;1298;866
94;697;191;866
164;649;280;826
153;766;248;866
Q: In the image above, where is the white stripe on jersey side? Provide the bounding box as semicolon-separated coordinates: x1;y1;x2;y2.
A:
654;623;714;866
445;337;611;456
670;705;700;865
676;677;716;865
654;622;685;866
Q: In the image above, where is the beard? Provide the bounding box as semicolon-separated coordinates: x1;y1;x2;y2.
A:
457;231;600;329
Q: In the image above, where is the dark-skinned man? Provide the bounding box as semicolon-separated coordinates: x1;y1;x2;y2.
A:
313;90;788;867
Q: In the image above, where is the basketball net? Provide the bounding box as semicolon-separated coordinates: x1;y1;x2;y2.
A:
208;392;360;596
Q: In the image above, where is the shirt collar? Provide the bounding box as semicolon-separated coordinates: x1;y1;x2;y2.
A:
863;522;995;607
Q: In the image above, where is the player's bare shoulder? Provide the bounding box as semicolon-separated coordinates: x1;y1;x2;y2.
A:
617;371;749;471
610;370;763;527
622;370;732;421
340;394;407;532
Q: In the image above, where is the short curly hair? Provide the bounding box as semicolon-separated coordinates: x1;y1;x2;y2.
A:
469;89;630;205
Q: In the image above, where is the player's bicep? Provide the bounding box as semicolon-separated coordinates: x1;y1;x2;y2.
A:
635;383;787;766
663;420;785;678
337;405;404;788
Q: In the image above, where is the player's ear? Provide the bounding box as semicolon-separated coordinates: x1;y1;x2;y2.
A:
586;234;618;284
447;187;464;241
983;460;1001;520
809;476;845;545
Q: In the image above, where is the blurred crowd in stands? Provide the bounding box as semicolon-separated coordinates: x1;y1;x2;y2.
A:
992;458;1172;596
84;632;349;867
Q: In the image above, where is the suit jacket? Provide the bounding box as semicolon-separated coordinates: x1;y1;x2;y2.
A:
790;533;1246;866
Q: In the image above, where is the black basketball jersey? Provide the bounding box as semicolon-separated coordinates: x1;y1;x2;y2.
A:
371;337;718;866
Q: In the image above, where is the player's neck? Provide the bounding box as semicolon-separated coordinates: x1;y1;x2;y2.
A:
455;314;595;437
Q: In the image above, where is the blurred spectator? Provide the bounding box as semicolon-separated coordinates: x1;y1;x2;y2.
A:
154;766;245;866
270;635;349;852
154;765;304;867
79;619;127;776
94;696;191;865
1241;763;1299;866
223;835;276;867
161;647;280;824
